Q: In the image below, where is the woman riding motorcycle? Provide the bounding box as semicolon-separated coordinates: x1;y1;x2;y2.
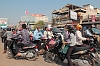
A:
63;25;77;66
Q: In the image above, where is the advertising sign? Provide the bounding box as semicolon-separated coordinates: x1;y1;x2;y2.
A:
0;18;7;26
70;10;77;20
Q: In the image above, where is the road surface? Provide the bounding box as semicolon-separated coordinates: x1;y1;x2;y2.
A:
0;38;67;66
0;38;100;66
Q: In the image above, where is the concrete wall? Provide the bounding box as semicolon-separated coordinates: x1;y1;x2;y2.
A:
81;9;97;20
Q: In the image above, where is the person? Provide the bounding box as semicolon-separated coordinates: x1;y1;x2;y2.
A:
75;24;89;47
44;27;54;40
27;28;33;41
33;27;44;52
63;25;70;42
1;29;7;43
1;29;6;43
3;28;13;53
14;24;30;56
64;25;77;66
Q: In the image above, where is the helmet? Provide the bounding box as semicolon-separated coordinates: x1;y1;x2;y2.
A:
65;25;74;30
76;24;82;30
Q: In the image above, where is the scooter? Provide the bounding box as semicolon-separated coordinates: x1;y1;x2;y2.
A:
45;35;98;66
6;38;38;61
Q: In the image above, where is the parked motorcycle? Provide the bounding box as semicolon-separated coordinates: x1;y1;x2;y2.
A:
44;34;100;66
6;38;38;61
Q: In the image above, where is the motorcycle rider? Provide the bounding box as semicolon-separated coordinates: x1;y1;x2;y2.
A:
33;27;44;53
14;24;30;56
75;24;89;47
63;25;77;66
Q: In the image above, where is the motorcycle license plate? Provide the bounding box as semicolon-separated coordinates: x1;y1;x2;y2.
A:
35;49;38;51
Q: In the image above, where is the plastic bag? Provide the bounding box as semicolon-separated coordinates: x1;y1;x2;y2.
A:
48;39;56;45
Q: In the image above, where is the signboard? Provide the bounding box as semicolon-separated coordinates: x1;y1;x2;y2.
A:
70;10;77;20
0;18;7;26
91;15;96;22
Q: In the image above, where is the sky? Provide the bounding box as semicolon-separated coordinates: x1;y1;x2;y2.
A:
0;0;100;25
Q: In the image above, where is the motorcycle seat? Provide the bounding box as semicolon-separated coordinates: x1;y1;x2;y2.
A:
73;46;90;52
24;43;36;47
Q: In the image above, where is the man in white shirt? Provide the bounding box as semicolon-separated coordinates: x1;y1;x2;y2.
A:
75;24;89;46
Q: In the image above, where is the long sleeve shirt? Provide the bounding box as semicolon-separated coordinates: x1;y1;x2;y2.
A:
13;29;30;44
44;31;54;39
3;31;13;40
34;30;43;41
68;33;76;46
76;30;87;45
63;31;70;42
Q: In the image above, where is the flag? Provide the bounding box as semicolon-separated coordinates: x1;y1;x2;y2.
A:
25;11;29;14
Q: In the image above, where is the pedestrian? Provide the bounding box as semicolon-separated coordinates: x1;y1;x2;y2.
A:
2;30;7;42
3;28;13;53
1;29;6;43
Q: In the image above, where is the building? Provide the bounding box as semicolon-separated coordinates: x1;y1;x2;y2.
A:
21;14;48;23
21;14;48;29
52;4;100;27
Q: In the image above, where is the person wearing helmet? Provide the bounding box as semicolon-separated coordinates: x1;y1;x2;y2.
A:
75;24;89;46
64;25;77;66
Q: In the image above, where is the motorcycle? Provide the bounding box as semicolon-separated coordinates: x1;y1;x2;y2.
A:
6;38;39;61
44;34;99;66
83;35;100;64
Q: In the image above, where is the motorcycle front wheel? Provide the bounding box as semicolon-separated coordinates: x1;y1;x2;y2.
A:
6;49;13;59
45;51;55;63
26;49;37;61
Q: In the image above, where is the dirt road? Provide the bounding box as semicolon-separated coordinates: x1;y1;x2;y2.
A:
0;39;67;66
0;39;100;66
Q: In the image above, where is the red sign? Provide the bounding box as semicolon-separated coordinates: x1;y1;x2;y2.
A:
25;11;29;14
91;15;96;22
31;14;43;17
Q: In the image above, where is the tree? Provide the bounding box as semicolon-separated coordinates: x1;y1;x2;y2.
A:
34;20;45;29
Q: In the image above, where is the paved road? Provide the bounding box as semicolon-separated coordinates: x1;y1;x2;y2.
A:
0;39;67;66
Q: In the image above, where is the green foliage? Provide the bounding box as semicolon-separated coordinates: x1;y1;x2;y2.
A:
34;20;45;29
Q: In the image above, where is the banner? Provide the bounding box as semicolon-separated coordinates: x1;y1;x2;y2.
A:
70;10;77;20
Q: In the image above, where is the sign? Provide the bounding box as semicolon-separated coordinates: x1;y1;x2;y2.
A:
91;15;96;22
0;18;7;26
31;14;42;17
70;10;77;20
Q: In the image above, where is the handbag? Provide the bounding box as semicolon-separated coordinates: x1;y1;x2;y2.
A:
61;44;69;54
